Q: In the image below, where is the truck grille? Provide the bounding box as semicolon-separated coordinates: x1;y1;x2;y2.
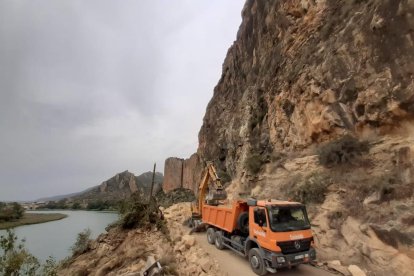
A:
277;238;311;254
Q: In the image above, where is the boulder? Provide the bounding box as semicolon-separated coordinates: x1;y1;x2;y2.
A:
348;265;367;276
363;192;382;205
182;235;196;248
199;257;212;272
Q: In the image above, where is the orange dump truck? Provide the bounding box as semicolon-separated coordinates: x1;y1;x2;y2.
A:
201;199;316;275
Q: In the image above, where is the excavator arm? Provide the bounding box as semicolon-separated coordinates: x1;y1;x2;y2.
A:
192;162;227;220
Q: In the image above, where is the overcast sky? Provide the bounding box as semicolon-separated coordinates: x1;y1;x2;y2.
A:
0;0;244;201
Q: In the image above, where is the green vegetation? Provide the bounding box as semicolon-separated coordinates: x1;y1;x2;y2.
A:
43;200;69;210
71;202;81;210
245;153;265;174
286;173;331;204
0;213;67;230
42;199;119;211
217;170;232;184
0;202;24;222
249;94;267;130
86;200;118;211
0;229;57;276
0;202;67;229
70;228;92;257
317;135;369;166
119;194;167;234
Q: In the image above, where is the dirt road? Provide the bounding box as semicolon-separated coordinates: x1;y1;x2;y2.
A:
193;232;336;276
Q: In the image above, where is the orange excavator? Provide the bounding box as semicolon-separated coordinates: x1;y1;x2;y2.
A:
190;162;227;227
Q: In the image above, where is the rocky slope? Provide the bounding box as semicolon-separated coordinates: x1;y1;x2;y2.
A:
58;203;224;276
164;1;414;275
70;170;163;204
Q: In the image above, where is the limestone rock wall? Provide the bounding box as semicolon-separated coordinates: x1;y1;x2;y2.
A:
163;154;203;193
163;158;184;192
182;153;203;192
197;0;414;178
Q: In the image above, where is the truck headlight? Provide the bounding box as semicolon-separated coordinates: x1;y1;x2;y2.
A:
277;257;285;263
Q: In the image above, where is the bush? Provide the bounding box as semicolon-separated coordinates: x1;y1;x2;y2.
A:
0;230;58;276
217;170;232;184
245;153;264;174
0;229;39;276
119;195;167;235
286;173;330;204
317;135;369;166
0;202;24;222
70;229;91;256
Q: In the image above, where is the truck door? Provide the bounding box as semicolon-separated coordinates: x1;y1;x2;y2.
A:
250;207;273;250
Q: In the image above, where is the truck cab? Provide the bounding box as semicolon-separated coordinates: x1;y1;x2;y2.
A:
246;199;316;274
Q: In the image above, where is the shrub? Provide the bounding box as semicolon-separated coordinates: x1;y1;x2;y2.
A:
0;230;58;276
0;202;24;222
217;170;232;184
70;229;91;256
245;153;264;174
286;173;330;204
317;135;369;166
0;229;40;276
120;195;168;235
39;257;58;276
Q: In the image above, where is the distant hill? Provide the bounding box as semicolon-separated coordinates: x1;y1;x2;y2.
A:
35;186;96;202
37;170;163;204
69;170;163;203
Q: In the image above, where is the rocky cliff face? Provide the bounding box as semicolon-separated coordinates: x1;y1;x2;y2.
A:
163;154;202;193
72;170;163;203
198;0;414;179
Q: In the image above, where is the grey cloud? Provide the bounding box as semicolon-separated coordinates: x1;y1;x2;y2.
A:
0;0;244;201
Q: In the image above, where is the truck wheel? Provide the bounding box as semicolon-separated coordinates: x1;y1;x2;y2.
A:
214;231;225;250
237;212;249;234
248;248;267;276
207;228;215;244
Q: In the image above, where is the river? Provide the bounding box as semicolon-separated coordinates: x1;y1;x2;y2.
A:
0;210;118;262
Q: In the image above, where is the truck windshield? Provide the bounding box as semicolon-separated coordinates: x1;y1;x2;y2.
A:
267;206;311;232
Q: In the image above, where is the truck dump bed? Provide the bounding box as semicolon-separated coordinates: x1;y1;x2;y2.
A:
202;200;248;233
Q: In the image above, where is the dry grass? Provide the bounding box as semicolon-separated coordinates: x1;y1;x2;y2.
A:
0;213;67;229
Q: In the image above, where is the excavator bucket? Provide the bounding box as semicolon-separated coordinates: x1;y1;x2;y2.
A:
207;189;227;201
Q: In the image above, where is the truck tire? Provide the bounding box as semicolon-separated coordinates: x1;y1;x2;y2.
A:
214;231;225;250
237;212;249;234
207;228;215;244
248;248;267;276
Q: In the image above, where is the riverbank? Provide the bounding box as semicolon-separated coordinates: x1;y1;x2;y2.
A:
0;213;67;229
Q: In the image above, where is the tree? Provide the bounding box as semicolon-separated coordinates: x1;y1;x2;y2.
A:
0;230;39;276
11;202;24;219
0;202;24;222
71;202;81;210
0;230;58;276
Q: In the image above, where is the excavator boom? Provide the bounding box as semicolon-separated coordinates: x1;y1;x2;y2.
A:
191;162;227;222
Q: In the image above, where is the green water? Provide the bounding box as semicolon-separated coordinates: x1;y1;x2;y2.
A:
0;210;118;262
